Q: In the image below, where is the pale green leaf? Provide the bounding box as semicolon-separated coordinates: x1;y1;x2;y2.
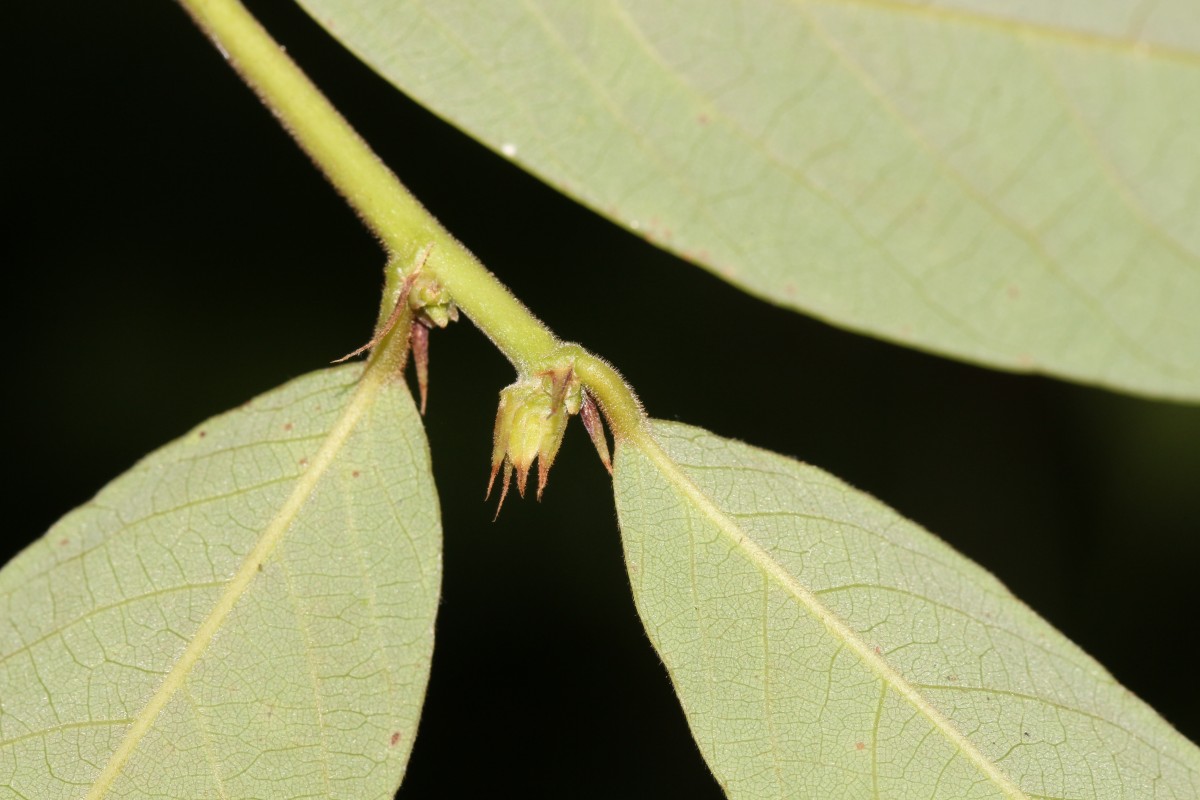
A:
614;421;1200;799
0;365;440;799
296;0;1200;400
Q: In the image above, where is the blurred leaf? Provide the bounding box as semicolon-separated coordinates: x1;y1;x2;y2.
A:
297;0;1200;400
614;421;1200;798
0;365;440;799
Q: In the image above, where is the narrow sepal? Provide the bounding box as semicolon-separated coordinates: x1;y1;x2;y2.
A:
515;462;530;498
491;462;513;521
535;409;568;500
485;459;501;500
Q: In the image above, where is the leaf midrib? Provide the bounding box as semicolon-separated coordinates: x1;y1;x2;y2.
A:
630;429;1030;800
84;366;387;799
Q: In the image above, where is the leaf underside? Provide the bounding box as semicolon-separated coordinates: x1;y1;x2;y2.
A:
0;365;441;799
614;421;1200;799
297;0;1200;401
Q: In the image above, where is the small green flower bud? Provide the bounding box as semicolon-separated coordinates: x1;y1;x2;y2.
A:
408;274;459;329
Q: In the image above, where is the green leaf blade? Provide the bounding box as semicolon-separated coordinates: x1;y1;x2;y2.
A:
0;365;440;799
297;0;1200;400
614;421;1200;798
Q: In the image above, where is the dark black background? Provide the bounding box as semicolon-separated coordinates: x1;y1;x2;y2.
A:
7;3;1199;796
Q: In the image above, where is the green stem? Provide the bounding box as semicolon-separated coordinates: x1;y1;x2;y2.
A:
178;0;648;442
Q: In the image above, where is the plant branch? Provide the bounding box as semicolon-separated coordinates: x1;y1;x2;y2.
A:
177;0;648;441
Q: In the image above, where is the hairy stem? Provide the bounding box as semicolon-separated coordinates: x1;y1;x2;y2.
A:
178;0;648;441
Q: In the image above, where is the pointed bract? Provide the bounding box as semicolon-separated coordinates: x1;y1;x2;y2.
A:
332;269;416;364
580;391;612;474
411;321;430;414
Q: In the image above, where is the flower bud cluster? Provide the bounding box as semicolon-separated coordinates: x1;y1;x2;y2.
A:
487;364;609;515
408;273;459;329
331;247;458;417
